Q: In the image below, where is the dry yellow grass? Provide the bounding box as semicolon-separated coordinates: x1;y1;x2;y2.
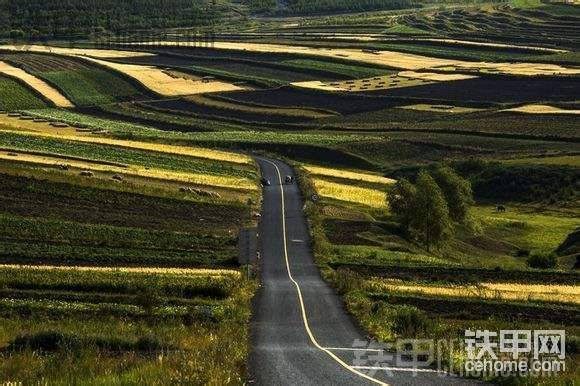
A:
421;38;567;54
0;114;80;135
83;57;244;96
0;61;73;108
0;150;256;191
368;279;580;305
313;178;386;208
0;126;252;165
503;104;580;115
399;104;486;113
0;264;240;277
397;71;477;81
305;165;395;184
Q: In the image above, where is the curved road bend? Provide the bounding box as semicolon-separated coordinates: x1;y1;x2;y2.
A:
249;157;481;386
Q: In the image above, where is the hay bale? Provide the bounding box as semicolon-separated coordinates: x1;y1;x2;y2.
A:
111;174;124;182
7;113;21;117
33;118;48;123
50;122;69;128
19;116;34;120
80;170;94;177
58;164;70;170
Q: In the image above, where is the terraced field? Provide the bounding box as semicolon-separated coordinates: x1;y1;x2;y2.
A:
0;3;578;382
0;53;146;106
0;106;259;382
0;61;73;107
398;5;580;50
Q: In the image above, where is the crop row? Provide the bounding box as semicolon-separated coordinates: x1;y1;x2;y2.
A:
0;75;47;110
0;130;256;179
2;53;148;106
0;266;237;299
0;173;245;234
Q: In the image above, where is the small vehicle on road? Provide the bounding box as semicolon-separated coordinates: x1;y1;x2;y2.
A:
285;175;294;184
260;177;271;186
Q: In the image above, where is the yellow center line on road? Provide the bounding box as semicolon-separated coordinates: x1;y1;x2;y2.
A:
261;158;388;386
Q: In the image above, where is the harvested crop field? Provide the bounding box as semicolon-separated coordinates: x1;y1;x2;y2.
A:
0;45;154;59
0;61;73;107
313;178;386;208
367;279;580;306
398;104;487;113
204;42;580;76
304;165;395;184
365;77;580;103
83;57;244;96
503;104;580;115
292;71;476;92
0;53;148;106
122;41;580;76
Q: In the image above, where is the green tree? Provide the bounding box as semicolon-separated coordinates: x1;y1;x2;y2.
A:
431;166;474;223
387;178;417;235
413;171;453;250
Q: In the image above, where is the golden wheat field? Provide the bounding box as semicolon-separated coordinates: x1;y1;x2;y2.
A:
313;178;386;208
305;165;395;184
503;104;580;115
84;57;244;96
0;44;154;58
0;264;241;277
367;279;580;305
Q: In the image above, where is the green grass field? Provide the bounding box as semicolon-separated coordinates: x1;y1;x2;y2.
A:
0;76;47;110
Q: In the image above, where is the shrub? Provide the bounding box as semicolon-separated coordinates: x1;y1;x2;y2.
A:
9;331;82;352
392;306;431;338
526;253;557;269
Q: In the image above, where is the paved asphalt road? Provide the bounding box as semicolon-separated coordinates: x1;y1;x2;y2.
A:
248;157;482;386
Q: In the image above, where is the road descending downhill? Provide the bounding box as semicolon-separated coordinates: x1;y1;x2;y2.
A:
249;157;481;386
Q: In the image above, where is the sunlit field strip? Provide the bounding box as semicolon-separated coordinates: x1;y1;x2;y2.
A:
313;178;386;208
0;128;252;165
503;104;580;115
367;279;580;305
305;165;395;184
0;264;240;277
0;151;257;191
0;44;154;58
